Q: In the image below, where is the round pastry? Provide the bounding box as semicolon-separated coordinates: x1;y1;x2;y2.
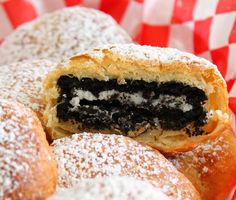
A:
167;128;236;200
0;59;57;122
0;7;132;65
51;132;200;199
49;177;171;200
44;43;229;153
0;99;57;200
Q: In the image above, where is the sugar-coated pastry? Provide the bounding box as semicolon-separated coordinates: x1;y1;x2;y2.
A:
48;177;171;200
44;44;229;153
167;128;236;200
51;133;200;199
0;60;57;122
0;7;132;65
0;99;57;200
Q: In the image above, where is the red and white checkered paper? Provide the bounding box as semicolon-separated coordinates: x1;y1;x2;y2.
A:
0;0;235;198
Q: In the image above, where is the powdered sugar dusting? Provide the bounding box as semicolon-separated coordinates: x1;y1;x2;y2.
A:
52;133;198;199
79;44;221;77
0;99;40;198
108;44;217;68
49;176;171;200
0;7;132;65
0;60;57;114
168;136;230;176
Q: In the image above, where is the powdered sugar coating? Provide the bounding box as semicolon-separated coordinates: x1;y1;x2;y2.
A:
51;133;199;200
49;176;171;200
75;43;221;77
168;136;230;176
0;60;57;117
93;44;216;67
0;7;132;65
0;100;43;198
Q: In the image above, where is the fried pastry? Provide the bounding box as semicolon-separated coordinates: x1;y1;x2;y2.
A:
0;99;57;199
0;7;132;65
0;60;57;123
51;132;200;199
44;44;229;153
49;177;171;200
167;128;236;200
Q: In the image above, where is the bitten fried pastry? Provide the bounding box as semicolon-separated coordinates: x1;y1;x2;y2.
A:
51;133;200;200
0;99;57;200
0;60;57;122
0;7;131;65
44;44;229;153
49;177;171;200
167;127;236;200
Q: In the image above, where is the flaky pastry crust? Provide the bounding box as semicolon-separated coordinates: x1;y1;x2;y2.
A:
44;44;229;153
0;60;57;123
167;127;236;200
51;133;200;200
0;99;57;200
0;7;132;65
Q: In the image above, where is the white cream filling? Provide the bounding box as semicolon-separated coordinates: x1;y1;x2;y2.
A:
98;90;144;105
69;89;193;112
152;94;192;112
70;89;145;110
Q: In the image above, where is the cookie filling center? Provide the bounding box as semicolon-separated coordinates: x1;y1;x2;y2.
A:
56;75;207;136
